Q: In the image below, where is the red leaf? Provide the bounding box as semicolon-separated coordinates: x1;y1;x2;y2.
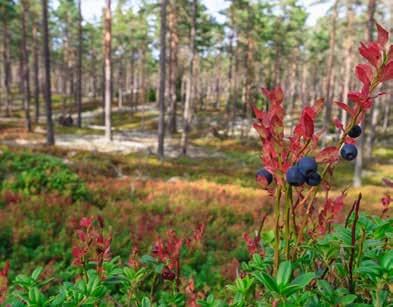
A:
359;42;382;68
303;112;314;138
334;101;354;116
0;261;10;277
376;23;389;47
333;118;343;130
252;104;265;122
332;194;345;215
80;217;93;229
261;87;284;104
381;61;393;82
355;64;373;85
316;147;339;163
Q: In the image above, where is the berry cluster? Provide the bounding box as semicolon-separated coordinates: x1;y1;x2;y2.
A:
257;157;322;187
256;124;364;188
286;157;321;187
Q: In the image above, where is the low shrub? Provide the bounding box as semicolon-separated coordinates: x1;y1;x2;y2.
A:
0;150;90;201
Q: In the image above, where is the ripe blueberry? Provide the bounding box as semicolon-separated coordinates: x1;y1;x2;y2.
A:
348;125;362;138
298;157;318;176
306;172;322;186
256;168;273;185
286;166;306;186
340;144;358;161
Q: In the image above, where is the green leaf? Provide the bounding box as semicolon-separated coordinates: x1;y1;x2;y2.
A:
380;250;393;270
140;255;156;265
141;297;151;307
276;261;292;287
253;271;279;293
262;230;275;243
317;280;334;297
31;267;43;281
290;272;315;288
279;284;302;297
337;294;357;305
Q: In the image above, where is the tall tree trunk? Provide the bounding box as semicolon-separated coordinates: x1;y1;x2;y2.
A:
168;1;179;134
323;0;339;135
365;99;380;158
243;6;254;137
32;20;40;123
214;55;221;109
139;45;147;130
300;61;309;107
341;0;355;129
130;50;135;112
2;18;11;117
42;0;55;145
354;0;376;187
231;43;240;135
76;0;83;127
225;33;234;114
181;0;197;155
21;0;32;132
92;46;97;99
382;94;390;131
104;0;112;141
384;0;393;132
157;0;168;157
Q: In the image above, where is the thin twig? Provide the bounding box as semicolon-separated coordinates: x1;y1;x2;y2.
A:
348;193;362;294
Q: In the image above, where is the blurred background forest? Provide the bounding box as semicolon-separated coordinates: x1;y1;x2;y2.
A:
0;0;392;285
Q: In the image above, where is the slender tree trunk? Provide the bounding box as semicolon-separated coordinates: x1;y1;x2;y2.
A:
384;0;393;132
32;21;40;123
273;43;281;88
76;0;83;127
214;55;221;109
300;60;309;107
365;99;380;158
104;0;112;141
157;0;168;157
382;94;390;131
225;33;234;114
140;46;147;130
168;2;179;134
2;19;11;117
130;50;135;112
92;50;97;99
341;1;354;128
323;0;339;135
354;0;376;187
42;0;55;145
243;6;254;137
181;0;197;155
21;0;32;132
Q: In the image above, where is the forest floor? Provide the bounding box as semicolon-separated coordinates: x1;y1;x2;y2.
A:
0;98;392;277
0;98;392;210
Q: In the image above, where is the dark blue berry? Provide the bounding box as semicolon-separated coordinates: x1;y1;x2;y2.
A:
340;144;358;161
306;172;322;186
298;157;318;176
348;125;362;138
286;166;306;186
256;168;273;185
